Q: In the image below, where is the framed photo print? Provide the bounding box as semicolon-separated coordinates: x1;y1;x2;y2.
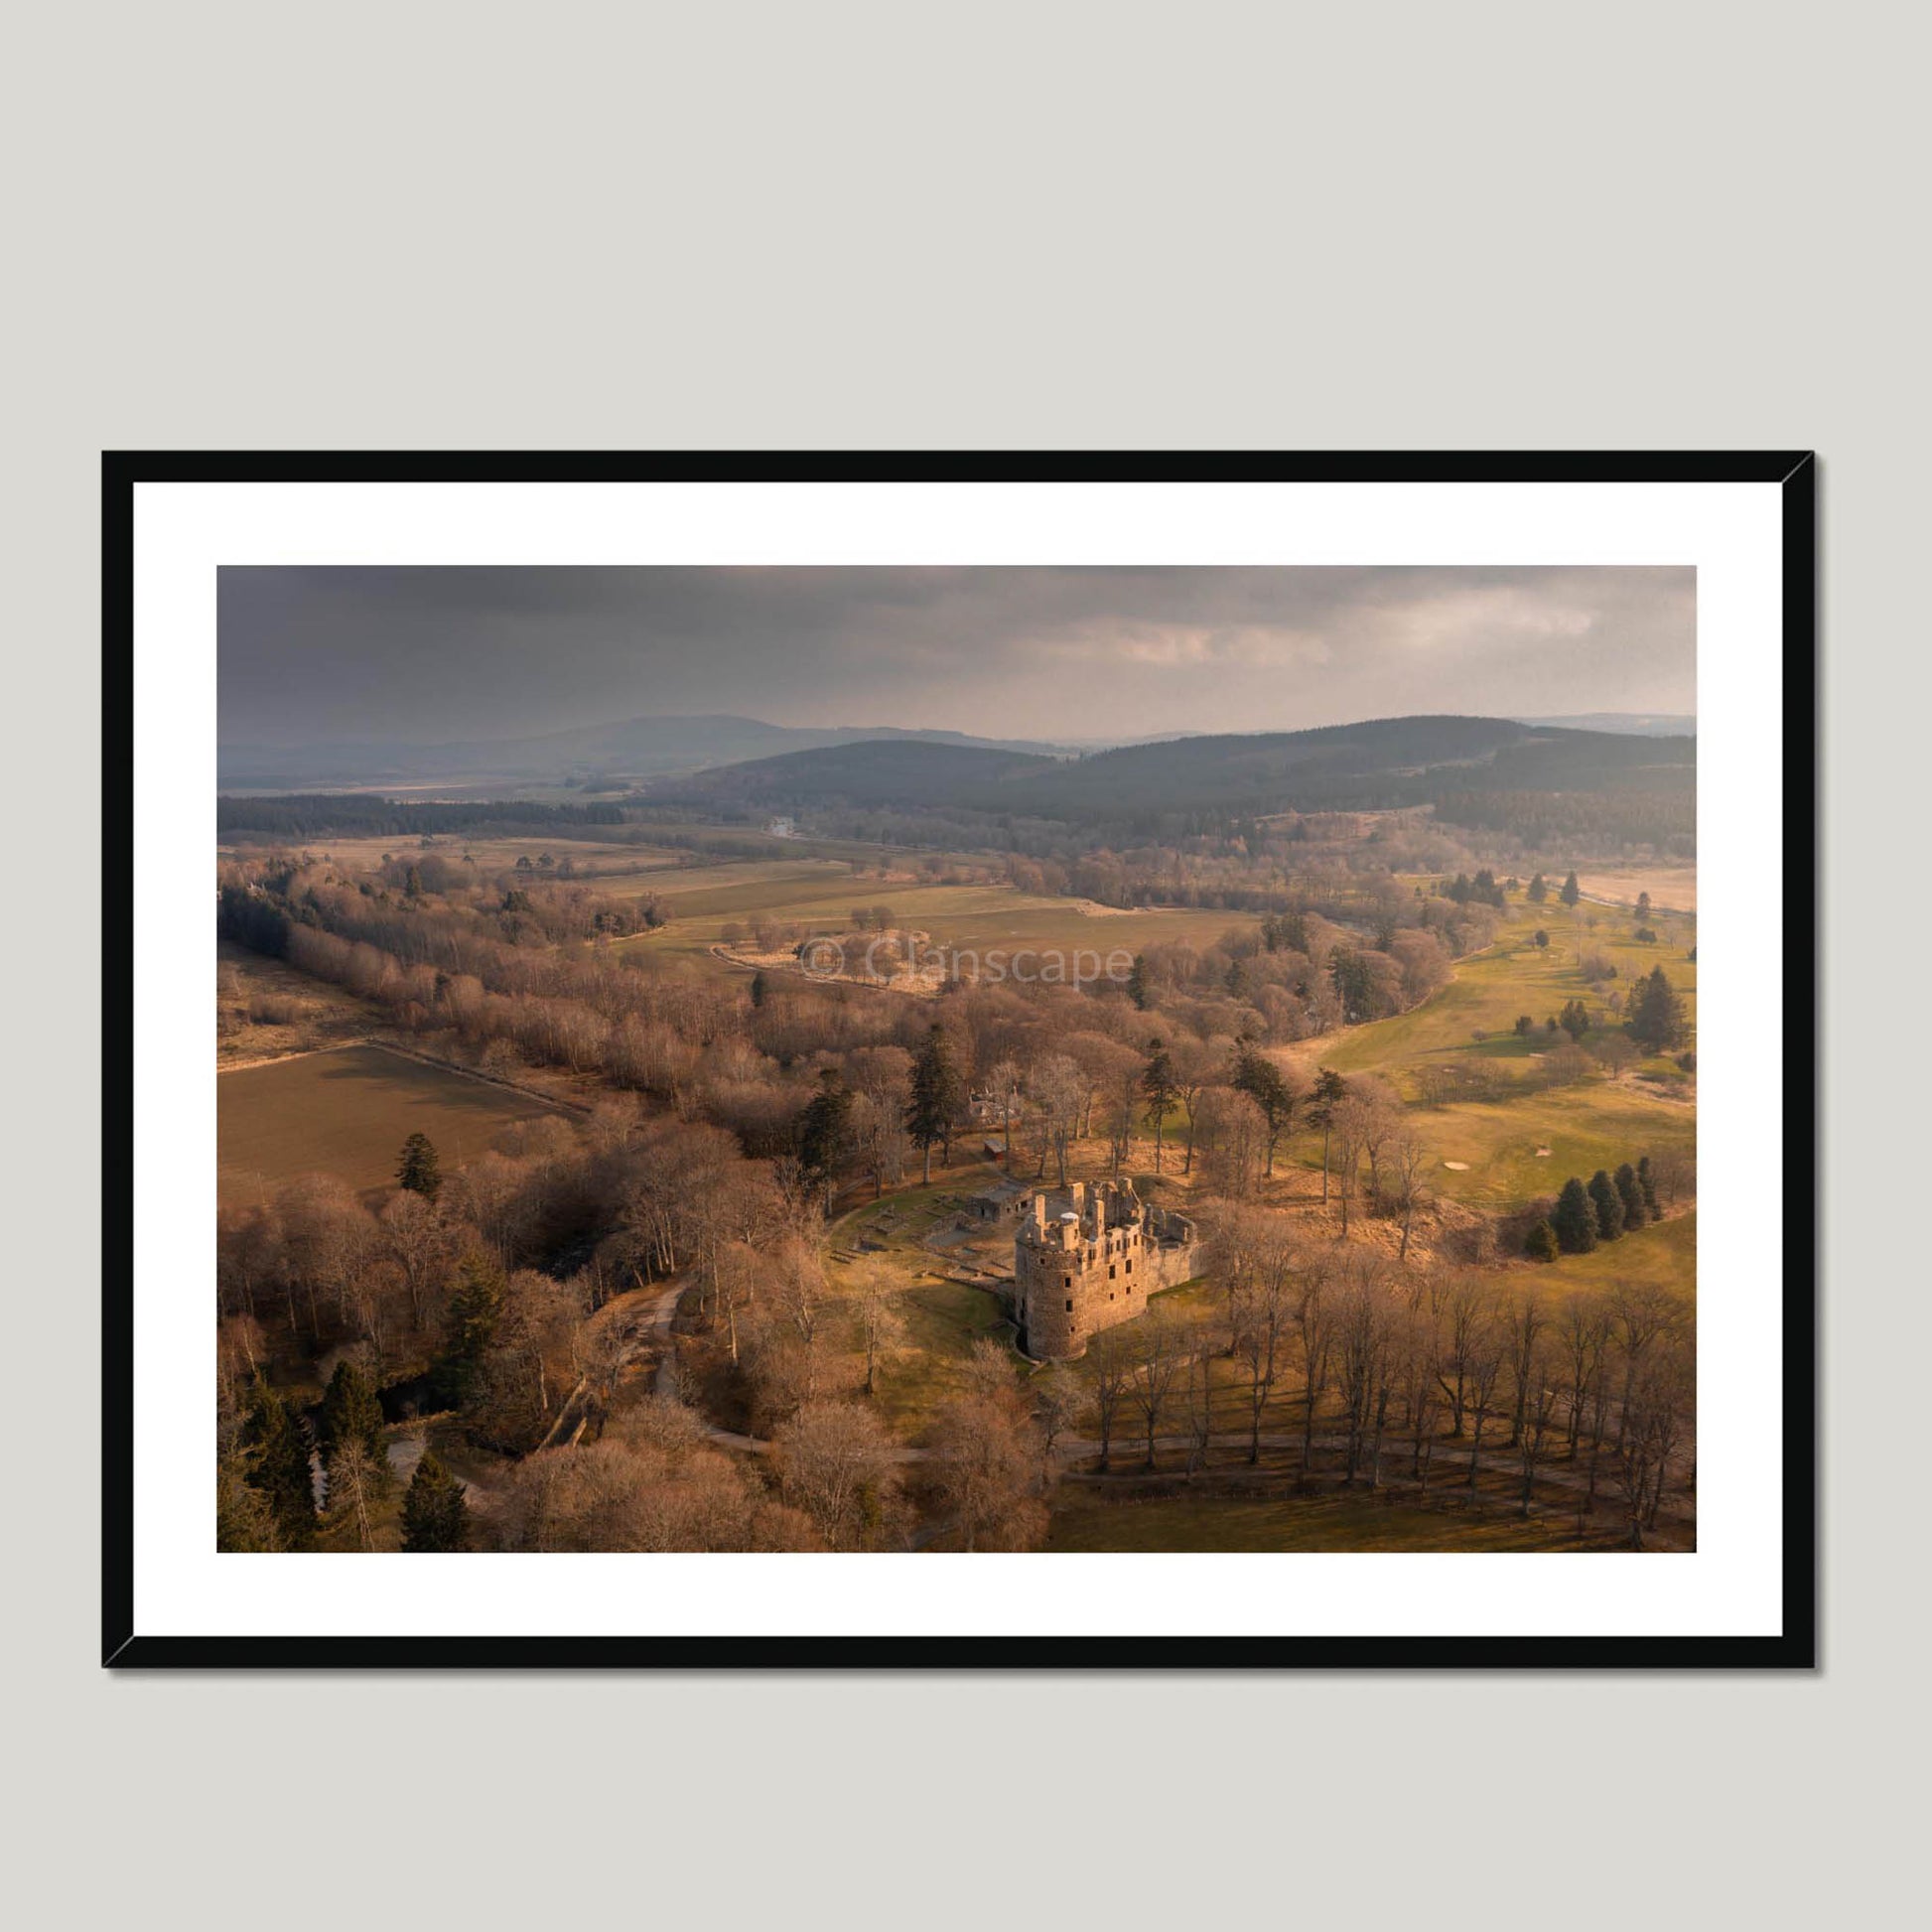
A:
107;452;1815;1666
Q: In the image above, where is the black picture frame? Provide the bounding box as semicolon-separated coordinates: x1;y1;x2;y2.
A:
104;450;1817;1670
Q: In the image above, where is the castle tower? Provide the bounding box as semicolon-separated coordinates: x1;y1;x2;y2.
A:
1013;1181;1155;1360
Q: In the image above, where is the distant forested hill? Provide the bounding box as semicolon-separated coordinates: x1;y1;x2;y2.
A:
648;715;1695;848
648;739;1058;812
217;714;1073;788
218;715;1695;856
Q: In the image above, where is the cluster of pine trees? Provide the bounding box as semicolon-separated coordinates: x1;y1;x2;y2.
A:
1441;868;1507;907
220;1355;472;1552
1524;1156;1664;1260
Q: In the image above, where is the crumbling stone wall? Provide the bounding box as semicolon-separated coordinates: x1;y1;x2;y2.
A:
1012;1178;1197;1359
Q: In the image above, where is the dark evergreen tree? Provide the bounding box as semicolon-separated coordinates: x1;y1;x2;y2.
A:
217;1451;283;1551
1126;954;1149;1010
1560;871;1582;907
1309;1067;1349;1202
1141;1038;1181;1173
244;1381;316;1548
906;1025;964;1183
796;1071;854;1214
1329;950;1375;1019
750;970;768;1010
319;1359;385;1465
435;1252;506;1411
1553;1177;1598;1254
1559;998;1590;1042
396;1131;442;1201
1635;892;1652;921
1587;1169;1625;1241
401;1451;471;1552
1637;1154;1660;1216
1514;1014;1534;1036
1524;1219;1560;1263
1232;1041;1295;1175
1614;1162;1647;1229
1527;873;1549;904
1533;929;1550;949
1627;964;1690;1052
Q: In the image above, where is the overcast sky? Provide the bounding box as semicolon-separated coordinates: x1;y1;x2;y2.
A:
218;565;1695;745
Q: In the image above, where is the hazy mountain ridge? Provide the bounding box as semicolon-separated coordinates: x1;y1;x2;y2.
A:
216;713;1077;787
649;714;1695;825
1511;712;1696;736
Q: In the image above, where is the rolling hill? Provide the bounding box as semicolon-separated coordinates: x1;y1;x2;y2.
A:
647;715;1697;840
216;713;1076;789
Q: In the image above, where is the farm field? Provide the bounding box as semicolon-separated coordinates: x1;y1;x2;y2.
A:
1573;865;1698;912
217;1042;563;1206
219;833;688;878
605;855;856;906
621;868;1243;971
217;940;374;1066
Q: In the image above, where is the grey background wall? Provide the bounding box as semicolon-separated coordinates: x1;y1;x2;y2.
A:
8;4;1914;1925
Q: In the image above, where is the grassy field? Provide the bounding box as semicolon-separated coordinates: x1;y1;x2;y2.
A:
1540;1207;1697;1295
621;868;1243;972
220;833;689;876
604;856;858;909
217;941;374;1066
1574;865;1698;912
819;1180;1019;1437
1310;895;1696;1212
1044;1490;1590;1552
217;1042;564;1206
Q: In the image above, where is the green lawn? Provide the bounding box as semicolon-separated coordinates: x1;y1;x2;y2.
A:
822;1182;1021;1438
1538;1207;1697;1296
1319;904;1696;1084
1309;895;1696;1211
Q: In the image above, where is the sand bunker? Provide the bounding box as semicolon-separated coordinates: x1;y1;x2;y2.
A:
1443;1160;1470;1172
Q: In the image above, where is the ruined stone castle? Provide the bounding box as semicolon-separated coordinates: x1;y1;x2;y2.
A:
1011;1178;1199;1360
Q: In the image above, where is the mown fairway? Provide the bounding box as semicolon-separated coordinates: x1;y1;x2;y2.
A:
1310;893;1696;1213
1540;1207;1697;1295
217;1043;561;1206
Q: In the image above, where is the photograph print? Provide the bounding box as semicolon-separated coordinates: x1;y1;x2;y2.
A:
113;458;1811;1664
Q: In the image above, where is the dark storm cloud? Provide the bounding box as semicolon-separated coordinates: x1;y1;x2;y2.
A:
217;565;1695;746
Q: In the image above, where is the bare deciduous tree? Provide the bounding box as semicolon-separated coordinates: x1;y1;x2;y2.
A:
773;1400;902;1551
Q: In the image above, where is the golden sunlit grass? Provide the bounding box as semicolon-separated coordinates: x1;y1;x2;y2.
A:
1044;1490;1593;1552
618;872;1245;968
